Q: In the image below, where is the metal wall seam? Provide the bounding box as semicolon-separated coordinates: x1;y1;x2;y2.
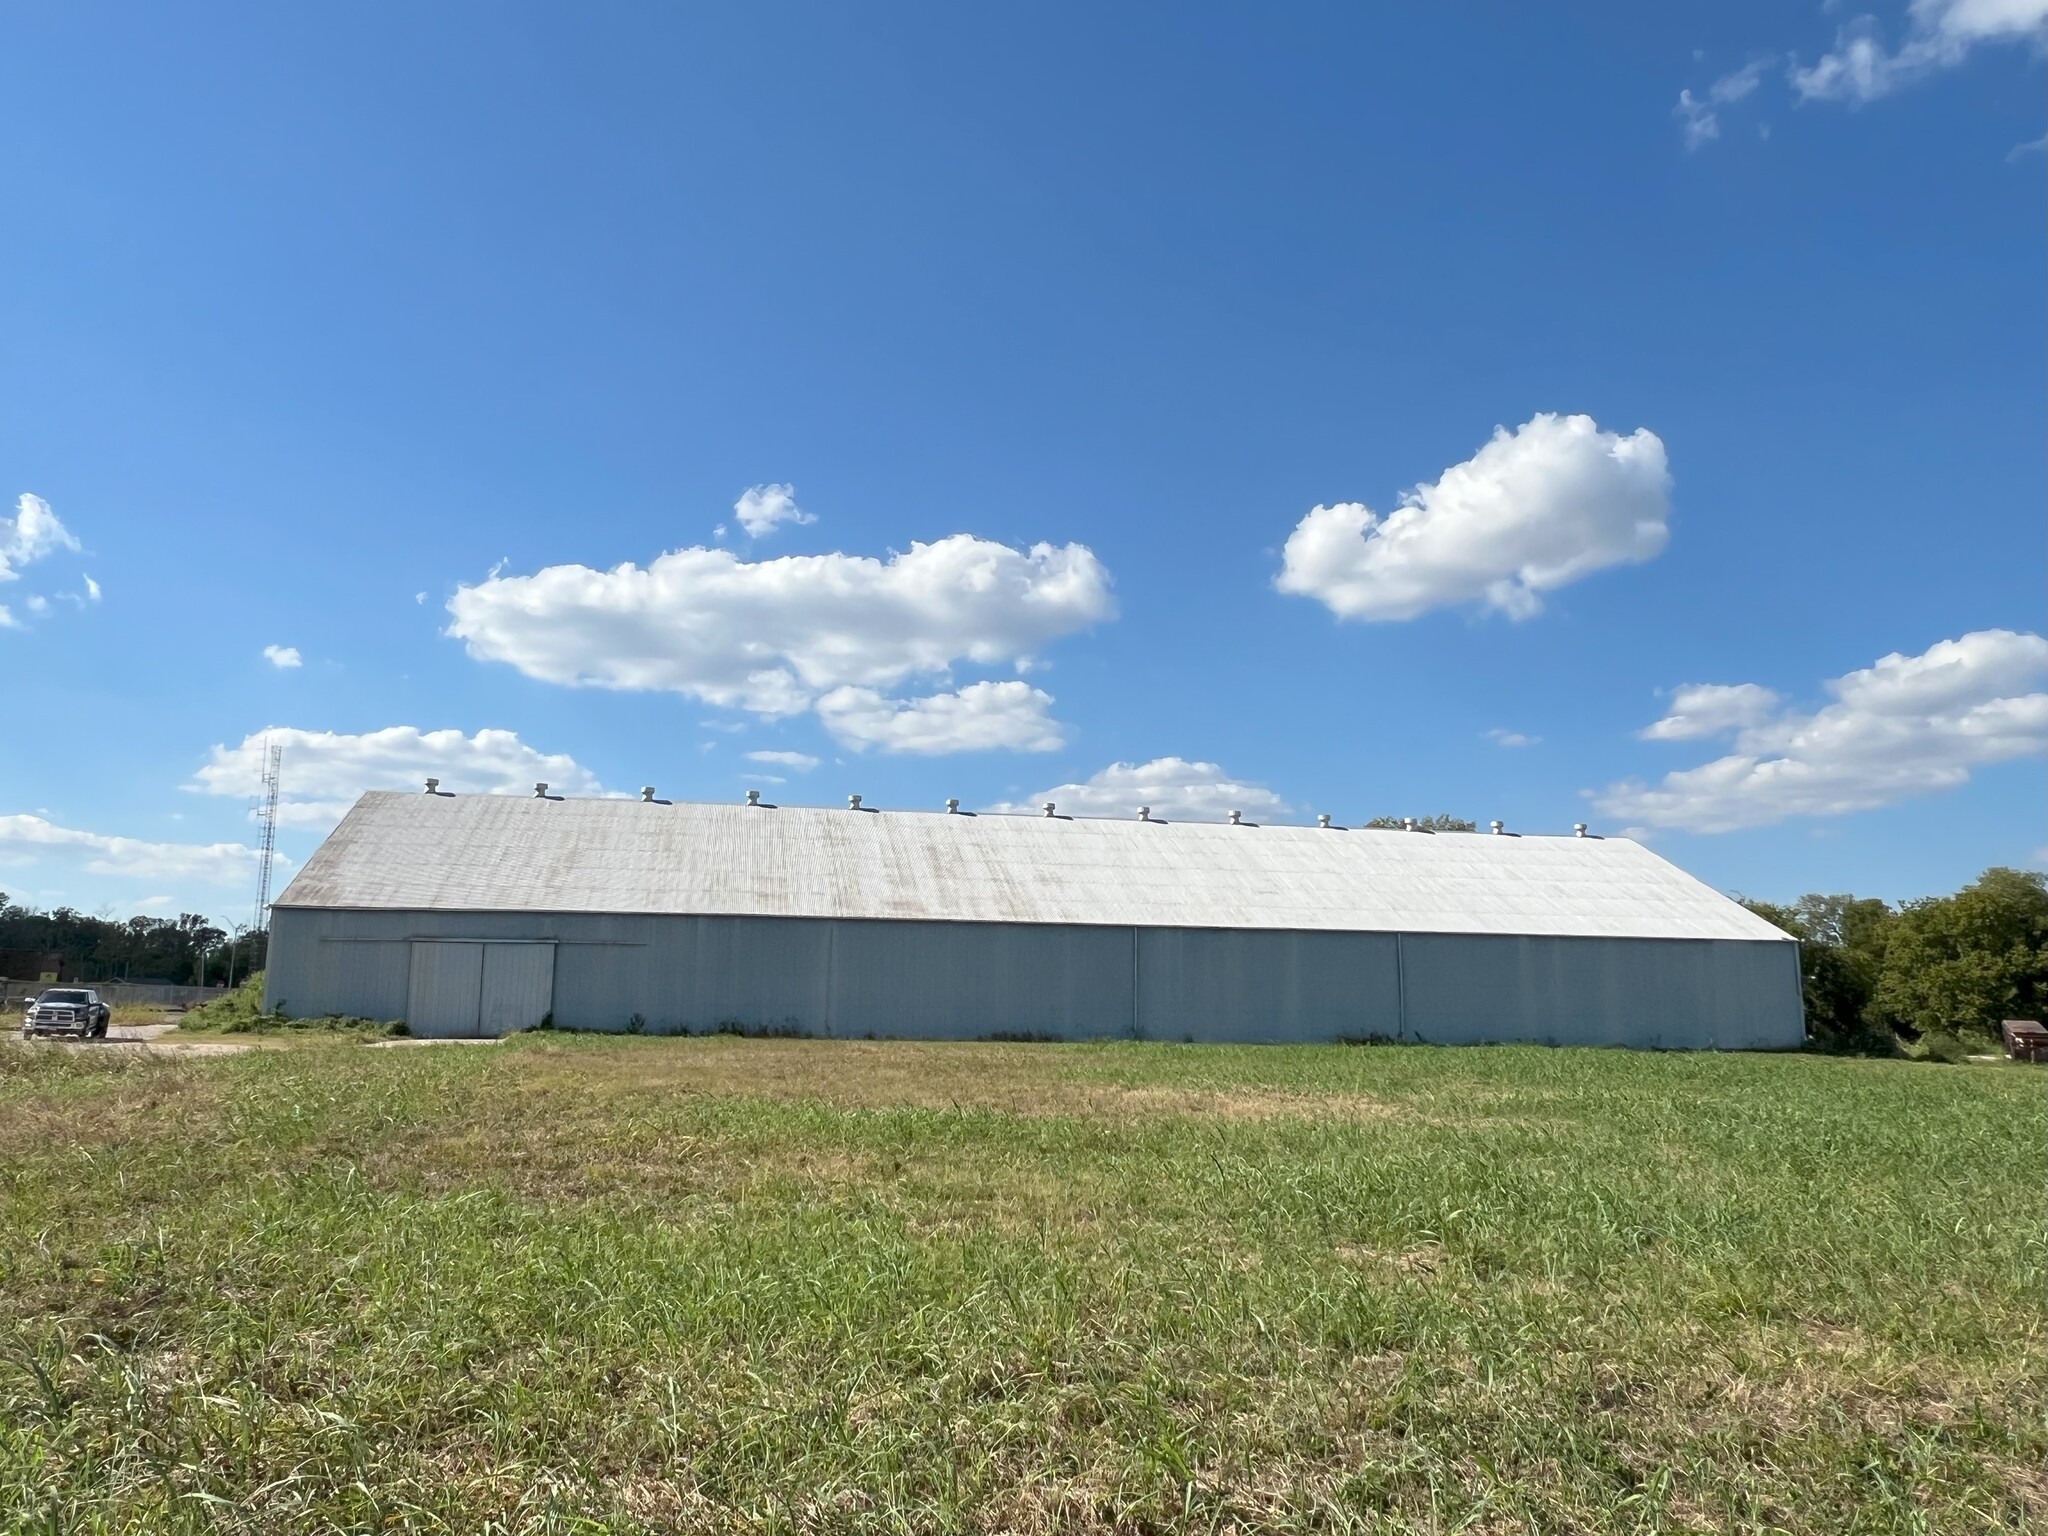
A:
1129;925;1141;1041
824;919;837;1039
1394;930;1409;1041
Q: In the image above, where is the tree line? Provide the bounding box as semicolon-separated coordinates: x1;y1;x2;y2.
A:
1741;868;2048;1056
0;896;266;987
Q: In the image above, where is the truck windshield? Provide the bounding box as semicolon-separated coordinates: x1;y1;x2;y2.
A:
41;991;90;1004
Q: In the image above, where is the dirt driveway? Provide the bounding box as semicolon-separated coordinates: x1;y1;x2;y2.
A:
9;1019;250;1057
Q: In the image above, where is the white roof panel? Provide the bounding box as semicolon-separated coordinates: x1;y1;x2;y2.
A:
274;792;1792;943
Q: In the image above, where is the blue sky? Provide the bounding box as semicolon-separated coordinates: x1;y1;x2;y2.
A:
2;1;2042;929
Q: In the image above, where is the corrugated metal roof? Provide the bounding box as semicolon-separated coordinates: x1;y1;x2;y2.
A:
274;792;1791;943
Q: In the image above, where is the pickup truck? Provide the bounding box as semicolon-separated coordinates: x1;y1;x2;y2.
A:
21;988;111;1040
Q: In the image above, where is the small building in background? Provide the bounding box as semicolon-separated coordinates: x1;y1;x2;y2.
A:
265;791;1804;1047
0;950;68;985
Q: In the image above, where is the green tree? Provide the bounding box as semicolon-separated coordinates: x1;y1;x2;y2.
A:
1792;894;1894;982
0;894;229;985
1872;868;2048;1042
1740;896;1896;1054
1364;814;1478;832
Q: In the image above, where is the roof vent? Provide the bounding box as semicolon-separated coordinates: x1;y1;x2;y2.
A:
848;794;863;811
1574;822;1589;838
1317;813;1331;828
1229;810;1243;825
424;778;440;794
1402;817;1415;832
640;786;657;802
746;789;761;806
1042;802;1057;818
945;798;960;814
1137;806;1151;821
533;782;549;799
1490;820;1504;834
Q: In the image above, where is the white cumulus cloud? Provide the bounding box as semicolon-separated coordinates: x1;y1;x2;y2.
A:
2;494;85;626
0;814;272;886
1484;728;1540;749
818;681;1063;755
988;756;1289;823
1;493;79;581
448;534;1112;711
190;726;605;828
1636;683;1783;741
1793;0;2048;103
445;532;1111;756
745;749;820;770
263;644;303;669
733;483;815;538
1275;413;1671;623
1597;629;2048;832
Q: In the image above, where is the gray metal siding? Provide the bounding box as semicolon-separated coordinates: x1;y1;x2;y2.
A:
548;916;832;1033
265;907;1804;1049
1397;933;1802;1049
828;921;1134;1040
1136;928;1403;1043
264;909;410;1021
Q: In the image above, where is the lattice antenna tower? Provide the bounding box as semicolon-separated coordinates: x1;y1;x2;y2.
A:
253;742;283;934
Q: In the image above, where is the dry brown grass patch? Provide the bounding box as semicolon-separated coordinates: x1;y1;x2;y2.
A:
513;1037;1401;1124
0;1057;227;1158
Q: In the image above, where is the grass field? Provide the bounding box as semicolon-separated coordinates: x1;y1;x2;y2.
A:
1;1034;2040;1534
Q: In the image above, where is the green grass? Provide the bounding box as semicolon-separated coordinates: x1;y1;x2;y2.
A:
1;1035;2040;1533
171;972;402;1038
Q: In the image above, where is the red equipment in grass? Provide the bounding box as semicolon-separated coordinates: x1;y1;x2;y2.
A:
1999;1020;2048;1062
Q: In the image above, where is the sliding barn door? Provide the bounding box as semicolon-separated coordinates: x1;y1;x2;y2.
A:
406;941;484;1038
479;943;555;1036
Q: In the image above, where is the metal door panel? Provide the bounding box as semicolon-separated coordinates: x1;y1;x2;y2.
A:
407;941;483;1037
479;943;555;1036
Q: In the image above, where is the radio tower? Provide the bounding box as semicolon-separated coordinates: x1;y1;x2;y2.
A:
253;742;283;937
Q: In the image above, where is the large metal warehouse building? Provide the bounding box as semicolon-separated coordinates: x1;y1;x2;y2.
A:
264;790;1802;1048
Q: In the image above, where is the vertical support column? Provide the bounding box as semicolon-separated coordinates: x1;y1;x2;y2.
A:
1129;926;1142;1041
1394;931;1409;1041
823;920;838;1038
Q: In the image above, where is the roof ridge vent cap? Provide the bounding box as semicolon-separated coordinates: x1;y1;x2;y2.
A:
1229;810;1243;825
1490;820;1504;834
641;786;657;802
1574;822;1588;837
848;794;862;810
945;798;959;813
746;789;761;806
1137;806;1151;821
1042;802;1057;818
424;778;440;794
